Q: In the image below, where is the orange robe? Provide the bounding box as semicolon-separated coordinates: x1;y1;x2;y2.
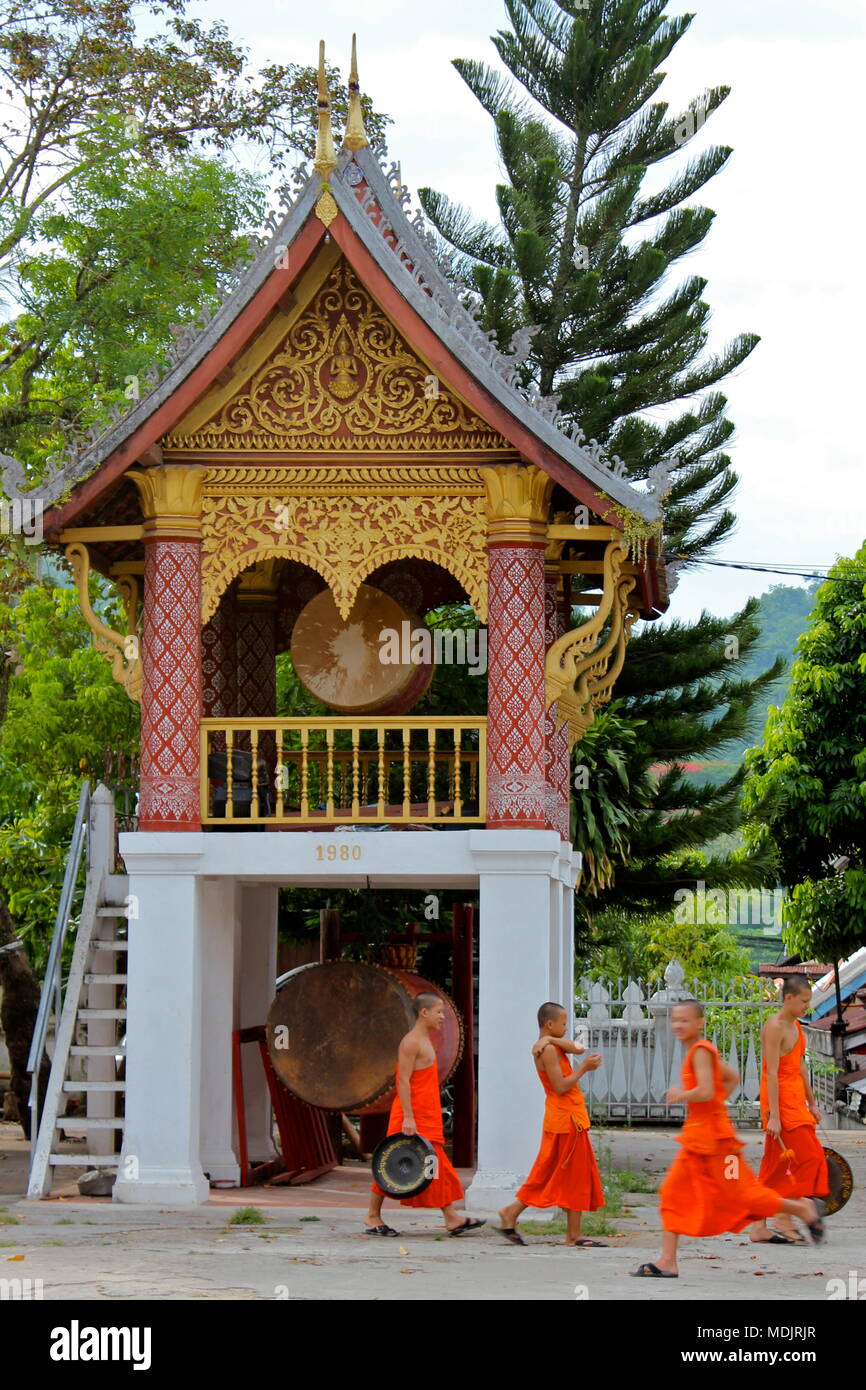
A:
516;1051;604;1212
659;1039;783;1235
758;1024;829;1198
370;1062;463;1208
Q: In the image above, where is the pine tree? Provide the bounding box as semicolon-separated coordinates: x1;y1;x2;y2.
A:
419;0;779;928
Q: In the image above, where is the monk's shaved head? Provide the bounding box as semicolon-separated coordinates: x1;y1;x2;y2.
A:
538;1002;566;1027
413;991;441;1018
782;975;811;998
673;999;704;1019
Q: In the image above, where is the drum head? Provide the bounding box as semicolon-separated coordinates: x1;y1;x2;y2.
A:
823;1147;854;1215
267;961;414;1111
372;1133;436;1199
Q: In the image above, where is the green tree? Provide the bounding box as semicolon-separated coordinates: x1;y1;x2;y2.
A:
742;546;866;961
0;128;266;467
419;0;781;923
0;0;388;276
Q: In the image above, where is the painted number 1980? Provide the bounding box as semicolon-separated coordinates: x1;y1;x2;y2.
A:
316;844;362;861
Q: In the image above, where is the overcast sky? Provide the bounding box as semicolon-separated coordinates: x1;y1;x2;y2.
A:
206;0;865;626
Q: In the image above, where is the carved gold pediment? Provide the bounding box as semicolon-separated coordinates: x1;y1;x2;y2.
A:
164;255;511;455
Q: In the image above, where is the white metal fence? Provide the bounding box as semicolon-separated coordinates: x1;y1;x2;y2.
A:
575;960;777;1126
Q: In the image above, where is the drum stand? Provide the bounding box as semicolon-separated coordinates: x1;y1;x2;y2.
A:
232;1026;337;1187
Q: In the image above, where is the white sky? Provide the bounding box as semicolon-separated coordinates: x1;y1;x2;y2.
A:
204;0;866;624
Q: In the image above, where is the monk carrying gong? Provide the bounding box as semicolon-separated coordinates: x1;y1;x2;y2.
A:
365;992;486;1238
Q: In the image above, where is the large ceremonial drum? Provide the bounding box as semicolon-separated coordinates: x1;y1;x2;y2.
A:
290;583;433;714
265;961;462;1114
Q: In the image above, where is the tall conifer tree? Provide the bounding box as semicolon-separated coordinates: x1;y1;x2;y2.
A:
420;0;780;921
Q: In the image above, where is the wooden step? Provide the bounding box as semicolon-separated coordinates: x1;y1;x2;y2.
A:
92;940;128;950
84;974;128;985
62;1081;126;1092
49;1154;121;1166
77;1009;126;1020
96;906;129;917
56;1117;124;1129
70;1045;125;1056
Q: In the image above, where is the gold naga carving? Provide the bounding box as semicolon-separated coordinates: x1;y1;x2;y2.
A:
200;465;488;624
545;538;639;747
163;258;511;454
65;542;142;703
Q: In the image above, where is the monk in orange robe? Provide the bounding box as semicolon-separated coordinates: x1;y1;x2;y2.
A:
751;974;829;1244
498;1002;605;1247
633;1000;824;1278
365;992;485;1237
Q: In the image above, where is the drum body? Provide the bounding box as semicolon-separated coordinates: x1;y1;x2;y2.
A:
266;961;462;1114
358;969;462;1115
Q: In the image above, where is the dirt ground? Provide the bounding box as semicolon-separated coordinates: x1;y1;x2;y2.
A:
1;1120;863;1301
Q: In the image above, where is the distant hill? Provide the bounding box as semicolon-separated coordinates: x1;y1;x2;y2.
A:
683;581;821;789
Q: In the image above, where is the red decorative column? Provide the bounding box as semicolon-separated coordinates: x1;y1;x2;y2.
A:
131;466;205;831
483;465;553;829
544;552;572;843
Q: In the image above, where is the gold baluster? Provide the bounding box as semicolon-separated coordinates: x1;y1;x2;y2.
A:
225;727;234;822
326;726;335;819
251;727;260;821
478;720;487;821
402;727;411;820
453;726;463;819
300;727;309;820
275;730;285;822
351;727;360;819
377;726;386;820
427;726;436;818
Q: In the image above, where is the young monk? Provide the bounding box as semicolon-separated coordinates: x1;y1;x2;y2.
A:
498;1002;605;1248
365;991;485;1238
750;974;829;1244
633;1000;824;1278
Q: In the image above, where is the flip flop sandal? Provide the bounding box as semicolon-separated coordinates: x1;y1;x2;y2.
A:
570;1239;607;1247
631;1262;678;1278
498;1226;526;1246
806;1199;826;1244
449;1218;487;1236
363;1224;400;1237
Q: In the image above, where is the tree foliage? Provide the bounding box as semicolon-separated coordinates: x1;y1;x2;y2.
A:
742;546;866;959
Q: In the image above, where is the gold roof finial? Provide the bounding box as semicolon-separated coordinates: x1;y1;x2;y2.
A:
343;33;369;152
314;40;338;178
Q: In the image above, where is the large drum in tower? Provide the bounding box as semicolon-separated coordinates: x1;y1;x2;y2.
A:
265;960;462;1113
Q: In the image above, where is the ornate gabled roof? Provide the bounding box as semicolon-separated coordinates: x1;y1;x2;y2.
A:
1;39;667;540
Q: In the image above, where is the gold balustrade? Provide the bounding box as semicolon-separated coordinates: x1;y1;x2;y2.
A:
200;717;487;826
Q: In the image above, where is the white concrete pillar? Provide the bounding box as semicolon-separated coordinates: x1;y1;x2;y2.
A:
467;831;563;1211
560;844;578;1037
235;883;279;1164
114;864;208;1204
200;879;241;1183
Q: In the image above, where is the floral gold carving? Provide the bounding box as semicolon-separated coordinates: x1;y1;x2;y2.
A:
315;188;338;226
200;466;488;624
164;258;510;454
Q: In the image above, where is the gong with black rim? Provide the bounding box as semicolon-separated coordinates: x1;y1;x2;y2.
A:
823;1147;854;1215
372;1133;437;1199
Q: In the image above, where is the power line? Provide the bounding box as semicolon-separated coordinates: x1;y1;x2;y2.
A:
664;555;865;583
